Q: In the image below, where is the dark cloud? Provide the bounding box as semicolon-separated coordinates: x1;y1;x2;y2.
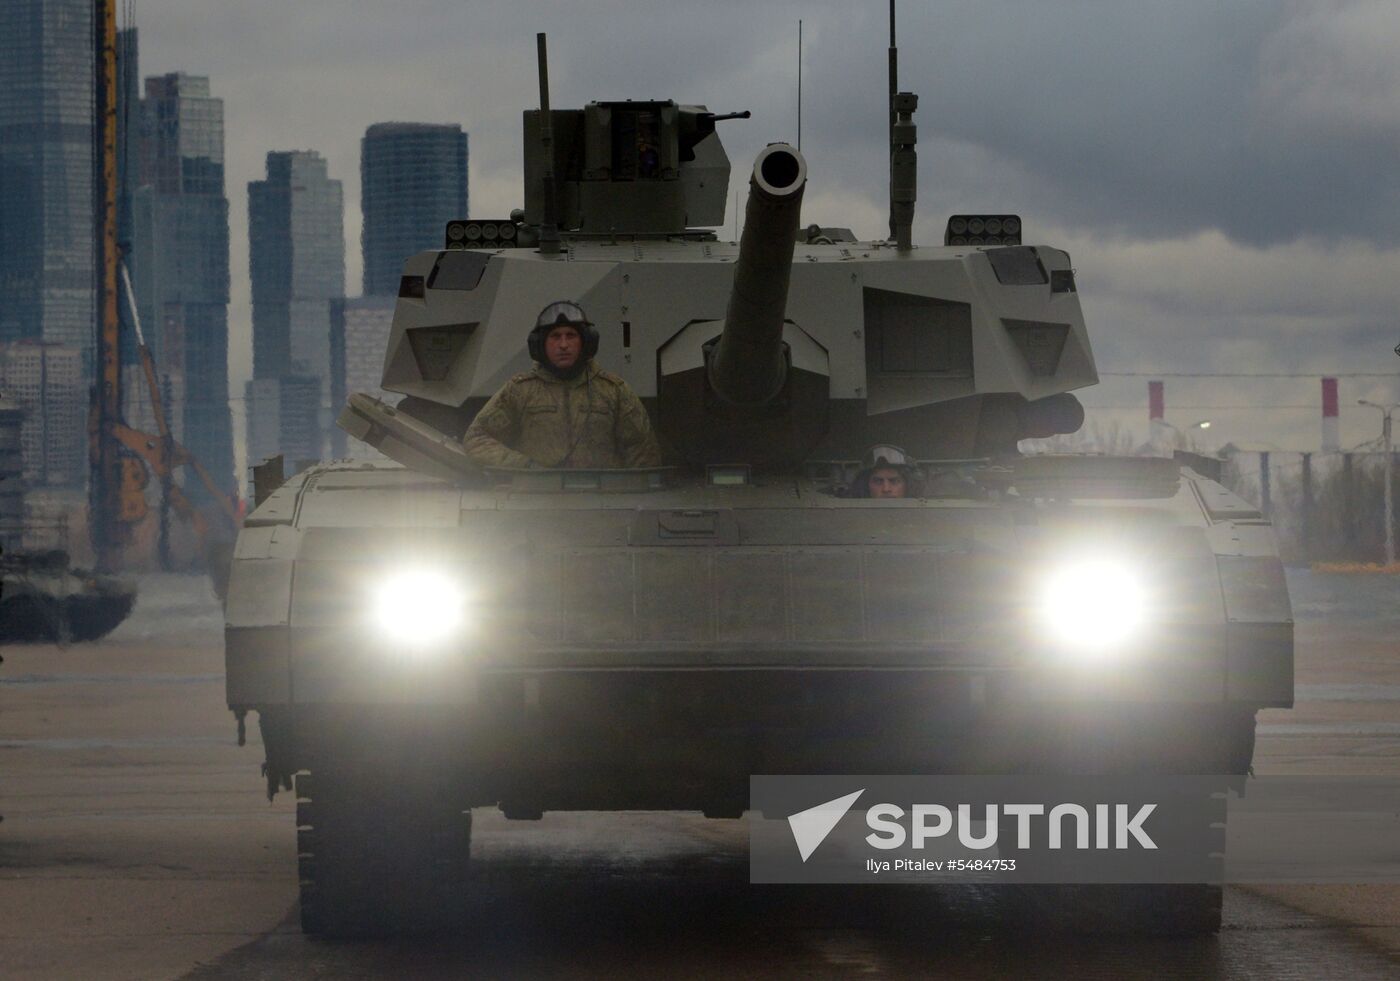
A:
796;2;1400;247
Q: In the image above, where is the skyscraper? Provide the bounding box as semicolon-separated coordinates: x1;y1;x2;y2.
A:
247;150;344;461
0;0;95;360
133;73;235;500
328;295;395;460
244;372;321;482
0;341;85;487
360;123;467;296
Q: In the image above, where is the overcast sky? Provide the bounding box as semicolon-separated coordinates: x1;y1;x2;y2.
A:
131;0;1400;465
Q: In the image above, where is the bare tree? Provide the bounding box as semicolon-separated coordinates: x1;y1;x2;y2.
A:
1271;453;1398;564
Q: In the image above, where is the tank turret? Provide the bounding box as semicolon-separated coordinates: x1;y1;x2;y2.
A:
351;36;1096;474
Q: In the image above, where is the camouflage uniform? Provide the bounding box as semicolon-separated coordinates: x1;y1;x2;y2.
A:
462;361;662;469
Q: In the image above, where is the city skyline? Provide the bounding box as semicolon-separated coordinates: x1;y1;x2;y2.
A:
0;0;478;491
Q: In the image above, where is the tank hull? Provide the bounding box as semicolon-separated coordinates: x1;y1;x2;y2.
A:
228;460;1291;795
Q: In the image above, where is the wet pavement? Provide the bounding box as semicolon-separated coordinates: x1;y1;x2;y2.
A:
1;571;1397;979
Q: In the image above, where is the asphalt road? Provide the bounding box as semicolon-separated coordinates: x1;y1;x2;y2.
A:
1;571;1397;980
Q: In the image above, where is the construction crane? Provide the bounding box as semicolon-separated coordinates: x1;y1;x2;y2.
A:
90;0;123;571
89;0;240;572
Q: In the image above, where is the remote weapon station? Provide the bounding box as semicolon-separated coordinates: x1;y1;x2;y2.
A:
225;32;1292;937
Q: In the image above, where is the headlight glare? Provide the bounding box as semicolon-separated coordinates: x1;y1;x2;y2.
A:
372;569;466;647
1038;559;1146;655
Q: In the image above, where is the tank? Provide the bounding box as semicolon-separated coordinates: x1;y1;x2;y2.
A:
225;41;1292;939
0;397;136;643
0;548;137;643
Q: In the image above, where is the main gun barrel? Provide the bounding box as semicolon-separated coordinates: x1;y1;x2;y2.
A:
707;143;807;406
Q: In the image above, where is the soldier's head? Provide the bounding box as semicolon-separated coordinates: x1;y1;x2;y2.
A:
529;300;600;379
867;466;907;499
854;444;919;499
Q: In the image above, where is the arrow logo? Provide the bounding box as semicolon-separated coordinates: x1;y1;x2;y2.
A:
787;789;865;862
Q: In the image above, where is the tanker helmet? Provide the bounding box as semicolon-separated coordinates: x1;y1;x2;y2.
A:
863;444;911;469
528;300;600;364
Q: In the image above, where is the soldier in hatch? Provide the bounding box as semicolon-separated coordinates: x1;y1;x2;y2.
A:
849;444;922;499
461;300;663;469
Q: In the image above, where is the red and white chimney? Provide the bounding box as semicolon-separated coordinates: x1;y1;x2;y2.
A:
1149;380;1166;444
1321;377;1339;452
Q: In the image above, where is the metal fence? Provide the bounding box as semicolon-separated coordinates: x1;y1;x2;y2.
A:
1221;451;1397;564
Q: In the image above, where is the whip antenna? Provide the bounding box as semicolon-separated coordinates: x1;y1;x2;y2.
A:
536;33;561;255
887;1;897;241
887;1;918;251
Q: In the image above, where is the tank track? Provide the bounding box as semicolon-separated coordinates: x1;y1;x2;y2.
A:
295;771;472;937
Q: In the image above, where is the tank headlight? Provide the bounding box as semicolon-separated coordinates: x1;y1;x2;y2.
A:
372;569;468;648
1037;559;1146;655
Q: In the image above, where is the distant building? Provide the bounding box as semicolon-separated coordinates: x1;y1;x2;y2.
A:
361;123;467;296
0;342;85;487
132;73;235;501
249;151;345;380
244;378;282;477
329;296;395;459
0;0;95;361
277;374;323;466
0;2;122;491
248;150;345;462
244;374;322;493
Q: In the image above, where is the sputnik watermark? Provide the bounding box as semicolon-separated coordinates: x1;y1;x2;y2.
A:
752;776;1222;884
787;790;864;861
787;790;1156;863
865;801;1158;852
754;775;1400;884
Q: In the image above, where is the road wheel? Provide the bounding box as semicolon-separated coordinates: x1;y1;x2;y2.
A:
295;770;471;938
